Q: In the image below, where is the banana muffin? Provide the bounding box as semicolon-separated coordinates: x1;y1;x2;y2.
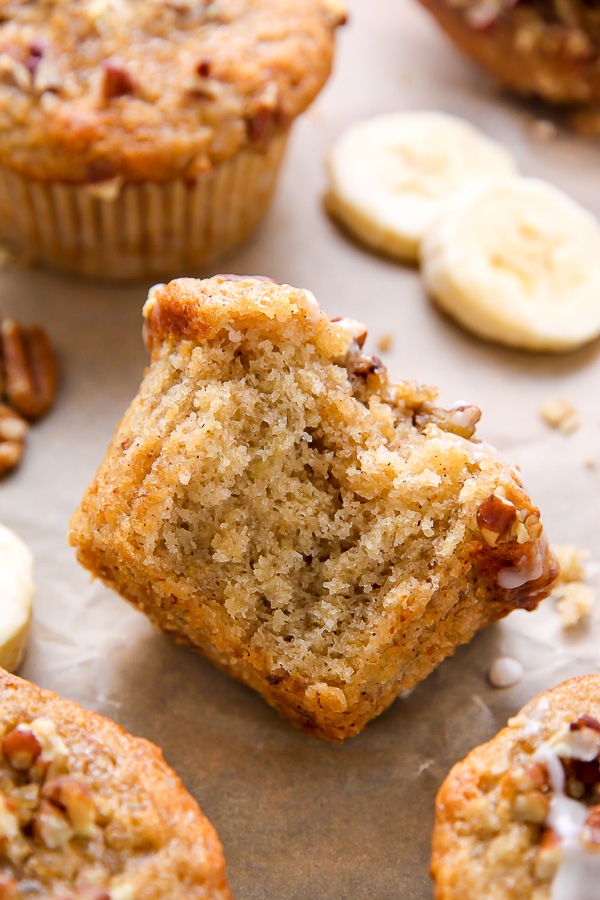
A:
70;276;558;742
0;669;231;899
415;0;600;105
432;675;600;899
0;0;345;279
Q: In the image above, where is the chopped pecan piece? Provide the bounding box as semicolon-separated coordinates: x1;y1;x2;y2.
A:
571;714;600;733
476;492;517;547
414;403;481;439
0;404;27;479
2;725;42;771
331;317;367;348
32;798;74;849
0;794;19;842
0;320;57;421
42;777;97;838
102;60;136;100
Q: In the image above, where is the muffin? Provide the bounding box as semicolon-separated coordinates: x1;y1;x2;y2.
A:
415;0;600;105
0;669;231;899
432;674;600;899
70;276;557;742
0;0;345;279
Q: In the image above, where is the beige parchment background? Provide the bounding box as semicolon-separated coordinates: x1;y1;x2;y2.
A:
1;1;599;897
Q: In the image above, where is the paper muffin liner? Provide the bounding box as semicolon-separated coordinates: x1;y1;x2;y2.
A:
0;131;289;280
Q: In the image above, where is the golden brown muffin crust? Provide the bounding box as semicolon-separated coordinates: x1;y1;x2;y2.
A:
0;0;345;182
432;675;600;900
416;0;600;104
0;670;231;899
71;277;558;742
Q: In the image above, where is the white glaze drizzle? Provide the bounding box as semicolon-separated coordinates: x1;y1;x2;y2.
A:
534;735;600;900
498;546;544;590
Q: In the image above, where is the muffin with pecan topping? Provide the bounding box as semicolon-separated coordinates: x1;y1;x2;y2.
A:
432;675;600;899
0;669;231;899
70;276;557;741
0;0;345;279
415;0;600;106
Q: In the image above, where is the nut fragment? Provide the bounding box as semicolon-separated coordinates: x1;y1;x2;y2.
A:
0;404;27;479
2;725;42;771
32;798;74;849
331;317;368;348
42;776;97;837
27;718;69;780
0;794;19;842
102;60;136;100
476;492;517;547
571;715;600;734
0;320;57;421
512;789;550;823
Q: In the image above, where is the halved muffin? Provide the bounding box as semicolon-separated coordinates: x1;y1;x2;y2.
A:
70;276;558;741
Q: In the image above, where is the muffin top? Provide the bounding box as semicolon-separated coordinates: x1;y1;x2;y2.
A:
0;670;230;899
0;0;345;183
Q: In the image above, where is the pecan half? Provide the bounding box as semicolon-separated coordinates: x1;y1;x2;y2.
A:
0;404;27;479
476;492;517;547
2;725;42;771
414;404;481;439
0;320;57;421
32;799;73;849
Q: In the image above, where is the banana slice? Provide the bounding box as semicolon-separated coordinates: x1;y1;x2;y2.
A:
421;177;600;352
325;111;517;262
0;523;33;671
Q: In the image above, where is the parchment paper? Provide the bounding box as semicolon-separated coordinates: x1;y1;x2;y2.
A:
1;1;599;897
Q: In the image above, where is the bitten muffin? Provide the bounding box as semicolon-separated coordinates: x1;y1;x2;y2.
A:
70;276;557;742
432;675;600;900
0;0;345;279
415;0;600;105
0;669;231;899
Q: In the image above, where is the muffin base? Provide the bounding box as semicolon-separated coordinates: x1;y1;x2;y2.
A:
0;132;289;280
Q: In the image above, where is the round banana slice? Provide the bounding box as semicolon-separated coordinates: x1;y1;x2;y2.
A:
0;523;33;671
325;111;517;262
421;178;600;352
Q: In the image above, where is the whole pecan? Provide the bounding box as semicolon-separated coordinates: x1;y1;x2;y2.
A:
0;319;57;421
0;404;27;479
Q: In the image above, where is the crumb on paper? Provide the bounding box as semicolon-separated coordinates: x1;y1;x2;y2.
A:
585;453;597;469
551;543;595;628
530;119;557;142
539;396;580;434
488;656;524;689
555;583;594;628
376;333;394;353
554;544;587;582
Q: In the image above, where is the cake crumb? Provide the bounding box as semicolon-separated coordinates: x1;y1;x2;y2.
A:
376;333;394;353
585;453;596;469
554;544;587;582
488;656;524;689
551;543;595;628
539;396;580;434
555;583;594;628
